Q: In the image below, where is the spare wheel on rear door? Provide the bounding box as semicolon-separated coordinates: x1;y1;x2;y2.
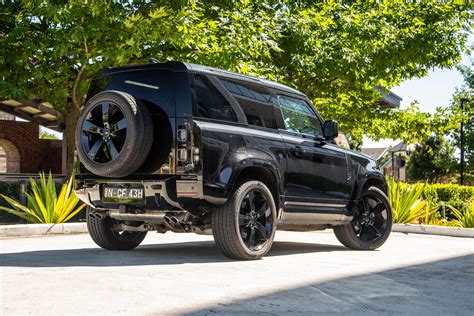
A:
75;90;153;178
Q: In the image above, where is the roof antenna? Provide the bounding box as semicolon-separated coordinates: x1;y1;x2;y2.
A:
149;57;160;63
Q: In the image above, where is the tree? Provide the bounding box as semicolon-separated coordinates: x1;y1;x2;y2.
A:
272;1;471;143
0;1;471;173
407;135;457;183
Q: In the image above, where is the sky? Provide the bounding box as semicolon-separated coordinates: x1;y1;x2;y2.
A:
362;65;468;148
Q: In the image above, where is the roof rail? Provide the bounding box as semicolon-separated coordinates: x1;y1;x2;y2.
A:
207;67;261;83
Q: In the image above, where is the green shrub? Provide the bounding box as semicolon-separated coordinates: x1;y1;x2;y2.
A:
423;184;474;217
0;173;85;223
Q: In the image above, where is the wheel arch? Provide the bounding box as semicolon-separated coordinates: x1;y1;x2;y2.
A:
359;174;387;197
346;173;388;217
228;164;282;216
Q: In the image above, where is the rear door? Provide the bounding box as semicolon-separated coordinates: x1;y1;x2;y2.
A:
276;95;351;214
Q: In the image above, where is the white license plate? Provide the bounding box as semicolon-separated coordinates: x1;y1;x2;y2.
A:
102;184;145;204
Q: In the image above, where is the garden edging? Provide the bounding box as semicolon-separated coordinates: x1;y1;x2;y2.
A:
392;223;474;238
1;222;473;238
0;223;87;238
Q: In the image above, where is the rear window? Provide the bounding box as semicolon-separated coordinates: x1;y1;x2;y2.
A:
191;74;238;123
88;69;175;117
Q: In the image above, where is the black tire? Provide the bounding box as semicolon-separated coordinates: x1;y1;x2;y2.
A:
212;180;277;260
76;90;153;178
86;207;147;250
333;187;392;250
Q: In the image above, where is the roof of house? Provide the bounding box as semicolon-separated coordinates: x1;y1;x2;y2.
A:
373;86;402;108
390;141;408;153
361;147;389;162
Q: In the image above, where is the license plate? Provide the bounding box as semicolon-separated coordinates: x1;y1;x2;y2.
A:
101;183;145;204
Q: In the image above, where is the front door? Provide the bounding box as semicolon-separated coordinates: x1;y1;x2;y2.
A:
276;95;351;217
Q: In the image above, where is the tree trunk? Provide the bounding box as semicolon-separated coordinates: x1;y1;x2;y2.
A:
62;105;81;177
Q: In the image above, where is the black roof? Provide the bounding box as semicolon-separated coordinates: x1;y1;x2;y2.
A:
100;61;305;97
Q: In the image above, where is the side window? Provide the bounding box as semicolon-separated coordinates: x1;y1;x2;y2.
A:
192;74;238;122
278;96;324;137
221;79;277;129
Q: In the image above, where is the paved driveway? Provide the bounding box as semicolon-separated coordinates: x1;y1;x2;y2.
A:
1;230;473;315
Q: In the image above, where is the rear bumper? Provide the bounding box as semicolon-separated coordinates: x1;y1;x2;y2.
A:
75;176;203;212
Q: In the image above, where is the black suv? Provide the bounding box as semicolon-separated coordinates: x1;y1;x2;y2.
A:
75;61;392;260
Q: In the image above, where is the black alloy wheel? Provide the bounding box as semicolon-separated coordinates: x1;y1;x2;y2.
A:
333;187;392;250
212;180;277;260
81;101;127;164
75;91;153;178
238;189;274;251
351;193;389;243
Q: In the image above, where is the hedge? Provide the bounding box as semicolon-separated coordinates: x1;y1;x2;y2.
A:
423;184;474;215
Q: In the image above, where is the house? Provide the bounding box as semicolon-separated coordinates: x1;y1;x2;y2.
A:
362;141;415;182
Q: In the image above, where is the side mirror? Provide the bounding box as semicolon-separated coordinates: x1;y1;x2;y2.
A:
323;120;339;139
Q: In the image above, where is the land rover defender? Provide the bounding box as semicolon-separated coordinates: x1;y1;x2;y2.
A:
75;61;392;260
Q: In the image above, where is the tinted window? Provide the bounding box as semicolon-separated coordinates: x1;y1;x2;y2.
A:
278;96;323;137
221;79;277;129
89;69;174;117
192;74;238;122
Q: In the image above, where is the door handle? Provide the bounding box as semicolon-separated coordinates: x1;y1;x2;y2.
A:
291;146;305;158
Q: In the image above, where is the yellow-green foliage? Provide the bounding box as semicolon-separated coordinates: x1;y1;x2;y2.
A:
0;173;85;223
450;203;474;228
388;178;474;227
387;178;430;224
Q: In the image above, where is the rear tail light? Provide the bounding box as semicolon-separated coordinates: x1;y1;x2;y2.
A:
177;122;198;173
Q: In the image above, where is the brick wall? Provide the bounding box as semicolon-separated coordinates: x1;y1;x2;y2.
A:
0;120;63;174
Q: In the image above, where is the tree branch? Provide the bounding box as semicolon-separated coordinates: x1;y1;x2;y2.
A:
71;64;85;111
84;36;89;57
71;37;88;111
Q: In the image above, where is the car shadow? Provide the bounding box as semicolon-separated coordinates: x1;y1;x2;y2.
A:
0;240;347;268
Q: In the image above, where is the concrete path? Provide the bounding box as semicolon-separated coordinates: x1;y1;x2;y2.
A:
1;231;473;315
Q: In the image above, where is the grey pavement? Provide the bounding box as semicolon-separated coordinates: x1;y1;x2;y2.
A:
1;230;473;315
